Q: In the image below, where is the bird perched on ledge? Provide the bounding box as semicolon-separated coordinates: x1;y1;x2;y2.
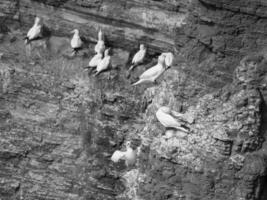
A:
24;16;42;44
84;49;104;73
94;48;111;76
132;54;167;86
70;29;83;55
89;51;103;67
94;29;105;54
111;141;137;167
128;44;147;71
156;106;189;132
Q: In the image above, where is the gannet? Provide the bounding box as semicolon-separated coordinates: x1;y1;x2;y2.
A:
89;51;104;67
94;48;111;76
161;52;174;68
94;29;105;54
84;51;104;73
111;141;136;167
129;44;146;71
132;54;167;86
70;29;83;54
24;17;42;44
156;106;189;132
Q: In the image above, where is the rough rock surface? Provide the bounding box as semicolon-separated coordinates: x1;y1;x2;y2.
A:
0;0;267;200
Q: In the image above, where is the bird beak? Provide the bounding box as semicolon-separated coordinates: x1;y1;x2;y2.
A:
70;30;75;34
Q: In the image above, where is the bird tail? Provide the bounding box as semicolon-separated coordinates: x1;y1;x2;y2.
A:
24;37;29;44
71;48;78;56
72;48;78;54
128;64;136;71
131;79;144;86
83;66;90;71
94;71;100;76
176;125;189;133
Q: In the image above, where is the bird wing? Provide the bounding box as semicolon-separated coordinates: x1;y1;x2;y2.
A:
94;44;98;52
27;25;41;40
133;50;146;64
125;149;136;166
132;51;141;63
89;54;102;67
76;37;83;47
111;150;126;162
156;111;182;129
71;36;82;49
97;56;110;71
139;65;161;80
132;51;139;63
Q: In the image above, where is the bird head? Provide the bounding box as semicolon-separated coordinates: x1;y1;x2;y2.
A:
160;106;171;114
125;141;131;149
71;29;79;35
140;44;146;50
164;52;174;69
158;54;166;64
104;48;110;56
35;17;41;25
98;29;103;40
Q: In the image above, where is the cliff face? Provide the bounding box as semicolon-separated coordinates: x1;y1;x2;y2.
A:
16;0;189;53
1;0;267;200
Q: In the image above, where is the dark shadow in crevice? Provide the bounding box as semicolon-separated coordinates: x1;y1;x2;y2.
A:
259;175;267;200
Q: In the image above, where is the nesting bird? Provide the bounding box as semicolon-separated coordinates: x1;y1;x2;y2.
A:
84;45;104;72
161;52;174;68
24;16;42;44
111;141;137;167
129;44;146;71
156;106;189;132
94;29;105;54
132;54;167;86
94;48;111;76
85;51;104;72
70;29;83;55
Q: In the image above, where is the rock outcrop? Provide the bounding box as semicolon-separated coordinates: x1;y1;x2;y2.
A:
135;54;267;200
1;0;267;200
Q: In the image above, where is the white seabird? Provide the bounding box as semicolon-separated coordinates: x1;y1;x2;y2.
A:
161;52;174;68
111;141;136;166
156;106;189;132
94;29;105;54
25;16;42;44
70;29;83;54
89;51;104;67
84;51;104;73
132;54;167;86
94;48;111;76
129;44;146;71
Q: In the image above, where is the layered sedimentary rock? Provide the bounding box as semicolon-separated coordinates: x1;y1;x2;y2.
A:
17;0;188;53
1;0;267;200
